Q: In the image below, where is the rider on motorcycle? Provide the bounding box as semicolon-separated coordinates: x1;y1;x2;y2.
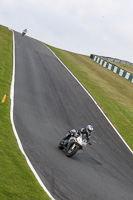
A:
22;29;27;36
62;125;93;145
23;29;27;34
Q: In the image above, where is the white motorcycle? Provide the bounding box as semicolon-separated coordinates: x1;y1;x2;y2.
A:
22;29;27;36
58;130;88;157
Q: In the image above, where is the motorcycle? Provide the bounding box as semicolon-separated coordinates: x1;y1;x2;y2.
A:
58;130;88;157
22;29;27;36
22;32;26;36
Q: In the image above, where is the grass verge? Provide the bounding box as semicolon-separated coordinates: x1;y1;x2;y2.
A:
46;44;133;151
0;25;50;200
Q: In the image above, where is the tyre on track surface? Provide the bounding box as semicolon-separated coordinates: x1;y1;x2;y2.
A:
58;140;64;149
66;142;80;157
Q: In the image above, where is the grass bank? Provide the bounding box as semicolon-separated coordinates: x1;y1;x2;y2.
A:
0;25;50;200
46;44;133;151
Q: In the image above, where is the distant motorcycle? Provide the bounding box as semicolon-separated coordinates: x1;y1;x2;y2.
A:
58;130;88;157
22;29;27;36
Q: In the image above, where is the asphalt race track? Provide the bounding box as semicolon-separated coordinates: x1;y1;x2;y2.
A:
13;31;133;200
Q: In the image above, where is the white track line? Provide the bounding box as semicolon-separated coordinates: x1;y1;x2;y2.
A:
45;44;133;155
10;31;55;200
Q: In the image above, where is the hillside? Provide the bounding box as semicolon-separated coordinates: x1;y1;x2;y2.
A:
46;44;133;151
0;24;133;200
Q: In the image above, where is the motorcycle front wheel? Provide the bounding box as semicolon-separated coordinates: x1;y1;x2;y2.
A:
58;139;64;149
66;142;80;157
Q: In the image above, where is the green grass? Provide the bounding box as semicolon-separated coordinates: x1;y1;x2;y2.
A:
0;25;50;200
46;44;133;151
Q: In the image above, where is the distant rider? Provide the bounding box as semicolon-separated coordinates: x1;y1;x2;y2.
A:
62;125;93;145
22;29;27;36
